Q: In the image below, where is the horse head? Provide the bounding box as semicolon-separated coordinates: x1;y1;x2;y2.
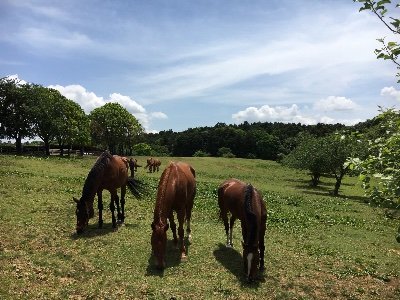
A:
242;242;260;282
151;221;169;269
74;197;89;234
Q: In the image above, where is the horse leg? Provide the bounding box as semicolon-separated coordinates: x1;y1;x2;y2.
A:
169;213;178;247
97;191;103;228
186;208;192;243
119;185;126;223
229;216;236;247
109;191;117;228
177;211;186;259
259;215;267;272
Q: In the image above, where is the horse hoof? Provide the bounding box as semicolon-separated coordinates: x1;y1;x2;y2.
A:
226;243;233;248
181;254;188;261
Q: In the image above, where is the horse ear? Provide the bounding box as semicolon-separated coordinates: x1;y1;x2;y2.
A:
73;197;79;204
164;223;169;232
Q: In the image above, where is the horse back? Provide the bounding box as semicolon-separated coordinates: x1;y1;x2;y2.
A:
100;155;129;190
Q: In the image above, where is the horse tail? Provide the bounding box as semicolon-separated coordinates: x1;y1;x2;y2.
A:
126;178;145;199
244;184;257;246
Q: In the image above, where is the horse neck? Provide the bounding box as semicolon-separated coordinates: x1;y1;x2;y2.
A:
153;163;174;224
81;154;109;207
244;184;258;246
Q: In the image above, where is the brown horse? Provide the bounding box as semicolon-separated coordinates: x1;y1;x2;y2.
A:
218;178;267;282
73;151;143;234
145;157;161;173
151;162;196;269
128;158;142;178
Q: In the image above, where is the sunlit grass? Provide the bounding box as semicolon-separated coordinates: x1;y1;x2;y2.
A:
0;154;399;299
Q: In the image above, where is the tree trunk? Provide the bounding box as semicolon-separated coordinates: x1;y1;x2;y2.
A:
44;139;50;156
311;172;320;187
15;134;22;154
333;170;345;196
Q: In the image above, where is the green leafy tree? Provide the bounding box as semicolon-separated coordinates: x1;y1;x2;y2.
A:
348;109;400;206
133;142;152;156
90;102;143;154
53;99;89;156
355;0;400;81
0;77;34;153
30;85;64;156
282;133;328;187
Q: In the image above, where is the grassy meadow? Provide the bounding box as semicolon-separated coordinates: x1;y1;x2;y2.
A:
0;154;399;300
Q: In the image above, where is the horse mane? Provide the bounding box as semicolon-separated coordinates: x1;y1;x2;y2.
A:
154;162;174;223
244;184;257;246
81;151;112;202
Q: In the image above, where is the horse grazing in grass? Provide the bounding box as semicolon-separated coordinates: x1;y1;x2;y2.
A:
128;158;142;178
151;162;196;269
218;178;267;282
145;157;161;173
73;151;143;234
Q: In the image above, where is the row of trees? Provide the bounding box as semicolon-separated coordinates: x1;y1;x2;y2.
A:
0;77;143;155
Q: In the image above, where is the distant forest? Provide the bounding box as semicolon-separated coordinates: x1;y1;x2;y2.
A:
136;119;375;160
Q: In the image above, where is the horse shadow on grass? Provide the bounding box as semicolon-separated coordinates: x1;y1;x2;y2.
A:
213;243;264;287
70;222;138;240
145;238;191;277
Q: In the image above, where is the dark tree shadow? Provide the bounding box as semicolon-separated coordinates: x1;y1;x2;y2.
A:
213;243;263;287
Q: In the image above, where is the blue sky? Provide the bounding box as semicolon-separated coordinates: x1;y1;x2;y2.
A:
1;0;399;133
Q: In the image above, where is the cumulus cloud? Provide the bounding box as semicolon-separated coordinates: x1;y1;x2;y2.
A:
380;86;400;101
232;104;316;125
313;96;357;111
6;74;27;85
232;96;362;126
48;84;166;132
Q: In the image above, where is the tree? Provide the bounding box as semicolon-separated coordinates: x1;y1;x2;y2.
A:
348;109;400;206
354;0;400;81
53;98;89;156
0;77;34;153
282;133;329;187
283;132;360;196
30;85;64;156
132;142;152;156
90;103;143;154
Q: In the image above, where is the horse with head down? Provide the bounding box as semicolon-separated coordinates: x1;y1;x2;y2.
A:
145;157;161;173
73;151;143;234
128;158;142;178
218;178;267;282
151;161;196;269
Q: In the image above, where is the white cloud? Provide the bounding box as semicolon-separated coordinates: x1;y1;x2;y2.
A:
48;84;166;132
381;86;400;101
232;96;363;126
232;104;316;125
313;96;357;111
6;74;27;85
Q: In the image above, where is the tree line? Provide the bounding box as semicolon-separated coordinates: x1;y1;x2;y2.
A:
0;77;143;156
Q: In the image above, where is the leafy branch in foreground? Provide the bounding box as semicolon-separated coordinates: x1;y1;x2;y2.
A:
354;0;400;81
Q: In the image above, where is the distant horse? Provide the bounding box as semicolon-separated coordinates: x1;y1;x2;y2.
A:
218;178;267;282
73;151;143;234
145;157;161;173
151;162;196;269
128;158;142;178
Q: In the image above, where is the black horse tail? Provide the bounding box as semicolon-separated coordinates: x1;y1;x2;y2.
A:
244;184;257;246
126;177;145;199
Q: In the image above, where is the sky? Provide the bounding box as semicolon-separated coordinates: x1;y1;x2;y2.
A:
1;0;400;133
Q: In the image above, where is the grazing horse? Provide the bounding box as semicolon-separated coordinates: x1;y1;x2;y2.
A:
145;157;161;173
128;158;142;178
151;162;196;269
73;151;143;234
218;178;267;282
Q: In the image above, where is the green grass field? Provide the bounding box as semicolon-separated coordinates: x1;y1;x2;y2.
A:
0;154;399;299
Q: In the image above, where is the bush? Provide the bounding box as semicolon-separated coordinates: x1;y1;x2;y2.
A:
193;150;210;157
